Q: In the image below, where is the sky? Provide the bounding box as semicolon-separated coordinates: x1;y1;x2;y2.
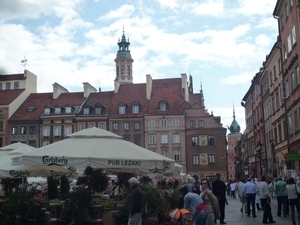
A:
0;0;279;133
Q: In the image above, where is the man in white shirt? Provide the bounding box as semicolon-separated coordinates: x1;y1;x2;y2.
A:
259;175;275;224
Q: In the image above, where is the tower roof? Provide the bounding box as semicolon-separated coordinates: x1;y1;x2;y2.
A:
116;30;132;60
228;104;241;135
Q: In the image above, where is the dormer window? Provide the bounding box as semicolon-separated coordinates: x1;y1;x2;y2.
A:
83;108;90;115
65;107;72;113
44;108;50;115
55;107;61;114
132;105;139;114
95;107;101;114
27;106;36;113
159;101;168;111
119;106;125;114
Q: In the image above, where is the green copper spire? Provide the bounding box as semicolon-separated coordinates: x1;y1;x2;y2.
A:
228;103;241;135
116;30;132;59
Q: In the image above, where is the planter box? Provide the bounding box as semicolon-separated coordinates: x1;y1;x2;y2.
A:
102;211;118;225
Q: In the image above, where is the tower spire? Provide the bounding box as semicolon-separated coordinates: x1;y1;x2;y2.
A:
114;28;134;85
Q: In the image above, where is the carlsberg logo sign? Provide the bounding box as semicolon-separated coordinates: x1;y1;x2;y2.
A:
42;156;68;166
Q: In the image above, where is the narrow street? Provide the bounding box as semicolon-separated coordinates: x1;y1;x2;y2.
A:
222;196;291;225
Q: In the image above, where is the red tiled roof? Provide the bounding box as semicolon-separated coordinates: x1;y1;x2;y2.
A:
86;91;114;114
110;83;148;117
49;92;86;106
0;74;24;81
189;93;202;106
0;89;25;105
147;78;192;114
9;93;53;121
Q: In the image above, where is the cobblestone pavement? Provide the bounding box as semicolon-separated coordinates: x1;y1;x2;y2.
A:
220;196;293;225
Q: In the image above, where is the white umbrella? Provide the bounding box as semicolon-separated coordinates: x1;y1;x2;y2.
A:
11;127;176;174
0;142;36;151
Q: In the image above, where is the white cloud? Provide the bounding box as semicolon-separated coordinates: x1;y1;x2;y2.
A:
187;0;225;17
97;5;135;20
220;72;255;85
235;0;277;17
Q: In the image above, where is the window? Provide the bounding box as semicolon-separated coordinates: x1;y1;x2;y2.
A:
192;136;199;146
127;65;130;76
276;92;280;109
287;34;292;53
292;72;296;90
27;106;36;113
113;122;119;131
174;150;180;161
29;140;36;147
54;126;61;136
290;0;294;8
208;154;215;164
208;135;215;145
283;44;287;60
161;134;168;144
149;135;156;144
134;136;141;146
65;120;72;123
0;110;3;116
14;82;19;89
296;66;300;85
192;155;199;165
162;150;168;157
273;65;277;78
134;122;140;130
88;122;95;128
95;108;101;114
294;110;299;132
54;120;61;124
20;126;26;134
83;108;89;115
98;122;106;130
199;120;204;127
119;106;125;114
173;119;179;127
6;82;11;90
288;115;293;135
0;122;3;131
121;65;125;75
11;126;17;135
78;123;85;131
285;3;289;18
278;58;282;73
190;120;195;128
132;105;139;114
280;14;284;30
55;108;61;114
65;126;72;136
124;137;130;141
292;25;296;46
161;119;167;127
43;127;50;136
123;122;129;131
149;120;155;128
173;134;180;143
160;103;167;111
44;108;50;115
0;83;2;90
65;107;72;113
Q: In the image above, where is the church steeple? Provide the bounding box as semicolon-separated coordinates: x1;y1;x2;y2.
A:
200;82;205;107
114;29;134;84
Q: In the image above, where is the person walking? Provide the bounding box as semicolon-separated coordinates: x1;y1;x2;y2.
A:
259;175;275;224
127;177;144;225
242;178;257;218
238;179;247;213
286;177;300;225
200;179;220;225
212;173;227;224
230;181;236;198
274;176;288;217
179;185;208;225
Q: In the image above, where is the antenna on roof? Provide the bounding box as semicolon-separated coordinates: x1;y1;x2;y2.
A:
21;56;28;69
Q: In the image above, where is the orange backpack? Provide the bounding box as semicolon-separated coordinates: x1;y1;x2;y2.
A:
169;208;194;225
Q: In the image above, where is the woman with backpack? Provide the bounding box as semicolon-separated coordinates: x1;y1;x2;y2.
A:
200;179;220;225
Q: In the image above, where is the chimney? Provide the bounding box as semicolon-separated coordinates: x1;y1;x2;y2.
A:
181;73;189;102
83;82;97;98
52;82;69;99
99;87;101;92
114;79;120;93
146;74;152;100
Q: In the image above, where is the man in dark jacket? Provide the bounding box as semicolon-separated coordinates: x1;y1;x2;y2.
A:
212;173;227;224
128;177;144;225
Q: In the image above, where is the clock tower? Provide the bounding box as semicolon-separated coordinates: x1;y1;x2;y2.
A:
114;30;134;84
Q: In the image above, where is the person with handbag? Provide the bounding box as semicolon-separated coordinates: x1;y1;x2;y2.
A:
200;179;220;225
286;177;300;225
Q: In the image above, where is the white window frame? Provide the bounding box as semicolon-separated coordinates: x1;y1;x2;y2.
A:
54;126;61;136
43;127;50;136
78;123;85;131
173;134;180;143
123;122;130;130
11;126;17;135
55;108;61;114
0;110;3;116
83;108;89;115
95;108;101;114
292;25;296;46
44;108;50;115
149;135;156;144
112;122;119;131
199;120;204;128
174;150;180;161
88;122;95;128
288;34;292;53
134;122;140;130
149;120;155;128
132;105;139;114
20;126;26;134
173;119;179;127
160;103;166;111
98;122;106;129
64;126;72;136
161;119;167;127
208;154;215;164
119;106;125;114
65;107;71;113
162;150;168;157
161;134;168;144
192;155;199;165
